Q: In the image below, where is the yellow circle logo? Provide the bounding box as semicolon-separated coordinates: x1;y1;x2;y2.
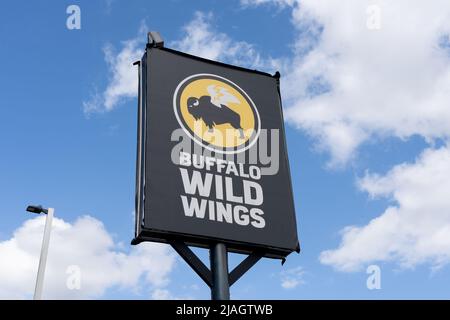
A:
173;74;261;153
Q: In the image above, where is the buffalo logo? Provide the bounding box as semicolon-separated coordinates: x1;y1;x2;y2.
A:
173;74;261;153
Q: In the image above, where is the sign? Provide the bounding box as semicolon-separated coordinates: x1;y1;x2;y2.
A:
133;46;299;259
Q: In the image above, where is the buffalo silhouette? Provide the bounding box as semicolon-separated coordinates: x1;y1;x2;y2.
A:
187;95;245;139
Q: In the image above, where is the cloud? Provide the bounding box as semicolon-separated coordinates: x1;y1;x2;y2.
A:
246;0;450;166
0;215;176;299
171;11;270;69
237;0;450;276
83;25;146;115
84;12;282;114
240;0;450;275
87;1;450;164
151;288;173;300
151;288;193;300
104;0;115;14
240;0;296;8
320;145;450;271
280;266;305;289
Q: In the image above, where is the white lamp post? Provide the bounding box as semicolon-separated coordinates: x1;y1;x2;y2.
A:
26;205;54;300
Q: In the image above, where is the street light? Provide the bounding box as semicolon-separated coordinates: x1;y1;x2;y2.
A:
26;205;48;214
26;205;54;300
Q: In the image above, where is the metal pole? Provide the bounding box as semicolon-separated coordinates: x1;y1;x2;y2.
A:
210;242;230;300
33;208;54;300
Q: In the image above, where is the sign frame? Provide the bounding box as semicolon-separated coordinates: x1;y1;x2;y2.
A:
132;42;300;261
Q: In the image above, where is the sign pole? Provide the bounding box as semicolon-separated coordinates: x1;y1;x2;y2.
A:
210;242;230;300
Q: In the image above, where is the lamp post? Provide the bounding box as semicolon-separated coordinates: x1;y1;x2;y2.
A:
26;205;54;300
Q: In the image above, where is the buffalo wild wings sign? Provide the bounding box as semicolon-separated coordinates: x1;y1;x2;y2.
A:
133;45;299;259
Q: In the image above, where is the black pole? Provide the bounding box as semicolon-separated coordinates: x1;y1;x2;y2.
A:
210;242;230;300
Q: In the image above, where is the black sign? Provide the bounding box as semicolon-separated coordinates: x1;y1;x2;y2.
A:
133;46;299;259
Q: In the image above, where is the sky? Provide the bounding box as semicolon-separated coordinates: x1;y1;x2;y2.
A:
1;0;450;299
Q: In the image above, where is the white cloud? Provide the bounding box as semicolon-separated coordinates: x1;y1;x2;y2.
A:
240;0;296;8
171;11;268;69
80;2;450;277
151;288;173;300
0;215;176;299
83;25;146;114
246;0;450;166
150;288;193;300
240;0;450;274
320;145;450;271
84;12;283;114
280;266;305;289
104;0;115;13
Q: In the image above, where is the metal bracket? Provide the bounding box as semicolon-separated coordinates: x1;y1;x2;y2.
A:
229;251;263;286
170;241;263;289
171;241;213;287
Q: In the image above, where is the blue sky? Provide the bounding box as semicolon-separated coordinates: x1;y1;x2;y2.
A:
1;0;450;299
